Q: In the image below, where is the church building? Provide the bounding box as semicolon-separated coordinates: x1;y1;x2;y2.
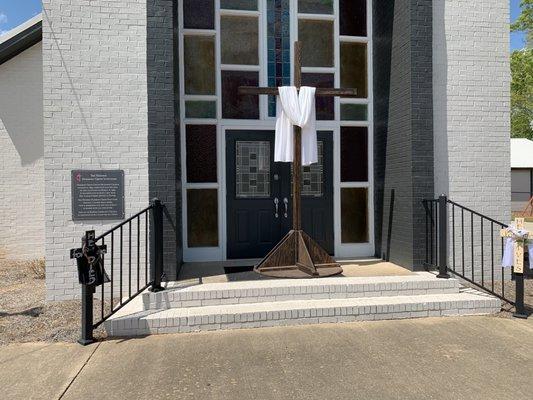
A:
0;1;510;300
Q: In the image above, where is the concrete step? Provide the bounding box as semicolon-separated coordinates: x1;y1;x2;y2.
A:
142;272;460;311
106;289;501;337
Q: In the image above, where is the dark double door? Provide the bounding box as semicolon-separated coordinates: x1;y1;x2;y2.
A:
226;130;333;259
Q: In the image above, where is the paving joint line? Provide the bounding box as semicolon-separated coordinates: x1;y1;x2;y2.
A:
57;342;101;400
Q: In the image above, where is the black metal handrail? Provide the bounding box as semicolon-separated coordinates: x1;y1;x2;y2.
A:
423;195;529;318
72;198;166;345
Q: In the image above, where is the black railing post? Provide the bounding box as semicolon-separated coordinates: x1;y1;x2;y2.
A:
150;198;165;292
437;195;450;279
514;272;528;319
79;282;95;345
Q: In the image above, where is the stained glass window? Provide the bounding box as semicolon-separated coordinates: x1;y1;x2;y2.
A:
236;141;271;198
299;20;334;67
302;73;334;120
340;0;366;37
186;125;217;183
183;0;215;30
341;188;368;243
341;127;368;182
221;16;259;65
298;0;333;14
222;71;260;119
302;142;324;197
341;42;367;98
187;189;219;247
184;36;216;95
185;101;217;119
341;104;367;121
221;0;258;10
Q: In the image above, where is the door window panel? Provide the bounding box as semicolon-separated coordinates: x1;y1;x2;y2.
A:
222;71;260;119
221;16;259;65
341;188;368;243
186;125;217;183
339;0;366;37
236;141;271;198
187;189;219;247
184;36;216;95
184;0;215;30
341;42;367;98
298;0;333;14
299;20;334;67
341;127;368;182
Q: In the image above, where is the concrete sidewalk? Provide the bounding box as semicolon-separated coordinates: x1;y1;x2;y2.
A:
2;316;533;400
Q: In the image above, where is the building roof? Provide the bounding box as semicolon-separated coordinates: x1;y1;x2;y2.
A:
511;138;533;169
0;14;42;66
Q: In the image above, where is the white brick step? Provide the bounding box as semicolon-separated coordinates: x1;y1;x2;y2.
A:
143;272;460;311
107;289;500;337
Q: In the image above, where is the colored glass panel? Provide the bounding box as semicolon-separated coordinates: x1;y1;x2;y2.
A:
341;127;368;182
185;101;217;119
302;73;334;120
340;104;368;121
341;42;367;98
184;36;216;95
183;0;215;30
298;0;333;14
267;0;291;117
222;71;259;119
236;141;271;198
340;0;366;37
186;125;217;183
187;189;219;247
299;19;334;67
221;16;259;65
341;188;368;243
221;0;258;10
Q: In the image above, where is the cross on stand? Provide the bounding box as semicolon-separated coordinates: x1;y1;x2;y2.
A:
238;41;357;279
500;218;531;318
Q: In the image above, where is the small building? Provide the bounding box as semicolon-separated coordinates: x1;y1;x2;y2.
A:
511;138;533;213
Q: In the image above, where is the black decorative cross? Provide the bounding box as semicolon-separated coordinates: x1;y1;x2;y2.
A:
238;41;357;278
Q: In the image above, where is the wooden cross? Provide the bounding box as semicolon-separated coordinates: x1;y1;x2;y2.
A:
500;218;532;274
238;41;357;278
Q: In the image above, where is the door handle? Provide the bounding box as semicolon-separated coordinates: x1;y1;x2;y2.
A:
274;198;279;218
283;198;288;218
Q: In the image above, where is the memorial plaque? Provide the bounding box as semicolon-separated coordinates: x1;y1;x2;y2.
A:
71;170;125;221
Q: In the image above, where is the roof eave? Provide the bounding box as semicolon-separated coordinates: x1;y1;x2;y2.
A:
0;20;42;66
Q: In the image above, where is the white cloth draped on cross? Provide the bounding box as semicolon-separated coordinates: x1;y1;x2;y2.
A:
275;86;318;166
501;226;533;269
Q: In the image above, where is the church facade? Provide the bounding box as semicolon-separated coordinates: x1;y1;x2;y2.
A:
34;0;510;300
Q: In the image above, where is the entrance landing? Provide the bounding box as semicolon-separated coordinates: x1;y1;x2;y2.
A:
178;259;413;284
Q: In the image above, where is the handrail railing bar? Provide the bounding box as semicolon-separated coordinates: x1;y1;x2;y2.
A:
120;225;123;305
471;212;474;282
145;211;148;286
95;205;153;241
110;231;114;312
461;208;465;277
137;216;140;292
93;282;152;329
452;204;456;271
481;218;484;287
501;237;505;299
128;221;132;298
447;269;515;306
491;222;495;293
101;237;105;321
447;200;508;227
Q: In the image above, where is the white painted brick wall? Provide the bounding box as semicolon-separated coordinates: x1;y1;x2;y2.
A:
433;0;511;223
0;43;45;260
42;0;150;300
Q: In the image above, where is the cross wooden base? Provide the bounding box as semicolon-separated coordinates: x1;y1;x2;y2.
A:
254;230;343;278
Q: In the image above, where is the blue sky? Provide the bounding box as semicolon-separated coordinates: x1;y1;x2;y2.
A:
0;0;529;50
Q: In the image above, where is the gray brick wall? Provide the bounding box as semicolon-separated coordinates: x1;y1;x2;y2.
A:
373;0;434;269
43;0;150;300
147;0;181;281
0;43;44;260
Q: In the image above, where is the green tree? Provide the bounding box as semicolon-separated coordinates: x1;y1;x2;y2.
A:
511;1;533;139
511;49;533;139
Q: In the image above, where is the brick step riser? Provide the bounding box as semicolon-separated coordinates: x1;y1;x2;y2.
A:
107;298;499;337
143;283;460;311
